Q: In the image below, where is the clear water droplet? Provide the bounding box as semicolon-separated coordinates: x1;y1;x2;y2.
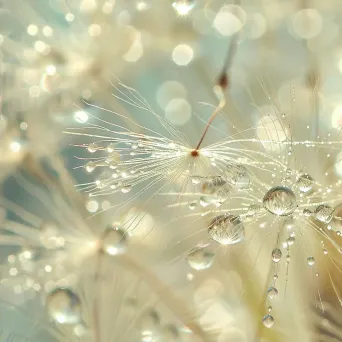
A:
188;201;197;210
271;248;282;263
263;186;297;216
315;205;334;223
307;256;315;266
85;161;96;173
88;142;99;153
102;226;127;255
186;247;214;270
267;287;278;299
296;173;314;193
208;215;244;245
106;143;116;153
262;314;274;328
46;288;81;324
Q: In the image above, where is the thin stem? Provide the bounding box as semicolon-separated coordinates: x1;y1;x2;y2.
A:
195;97;226;150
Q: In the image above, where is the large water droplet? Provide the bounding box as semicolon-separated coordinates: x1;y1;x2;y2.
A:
208;215;244;245
263;186;297;216
262;314;274;328
186;247;214;270
315;204;334;223
46;288;81;324
271;248;282;263
102;226;127;255
296;173;314;193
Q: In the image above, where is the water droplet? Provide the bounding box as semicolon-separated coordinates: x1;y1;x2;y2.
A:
262;314;274;328
88;142;99;153
315;204;334;223
131;142;139;150
296;173;314;193
307;256;315;266
85;161;96;173
188;201;197;210
208;215;244;245
271;248;282;263
186;247;214;270
267;287;278;299
46;288;81;324
287;236;295;246
263;186;297;216
106;143;116;153
102;226;127;255
199;196;211;207
121;184;132;193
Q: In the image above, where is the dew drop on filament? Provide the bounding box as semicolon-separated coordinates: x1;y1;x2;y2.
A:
271;248;282;263
263;186;297;216
186;247;214;270
208;215;245;245
46;288;81;325
262;314;274;328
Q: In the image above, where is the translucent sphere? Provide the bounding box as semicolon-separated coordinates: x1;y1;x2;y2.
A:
296;173;314;193
208;215;245;245
46;288;81;324
331;204;342;231
307;256;315;266
186;247;214;270
271;248;282;263
315;205;334;223
267;287;278;299
262;314;274;328
102;226;127;255
263;186;297;216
